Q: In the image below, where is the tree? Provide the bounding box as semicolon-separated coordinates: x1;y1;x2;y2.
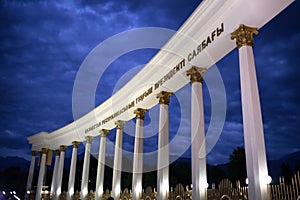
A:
281;162;293;184
143;170;156;189
228;147;247;185
1;166;27;198
296;164;300;173
207;165;226;185
169;161;191;188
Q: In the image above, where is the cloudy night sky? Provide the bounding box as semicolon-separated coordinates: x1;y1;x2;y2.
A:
0;0;299;167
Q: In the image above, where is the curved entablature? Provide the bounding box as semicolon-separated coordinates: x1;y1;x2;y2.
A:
28;0;294;151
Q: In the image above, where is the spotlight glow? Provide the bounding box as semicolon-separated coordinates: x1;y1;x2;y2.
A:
262;175;272;184
205;183;209;189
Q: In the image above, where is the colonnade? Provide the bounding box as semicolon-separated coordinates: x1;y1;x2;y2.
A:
26;25;270;200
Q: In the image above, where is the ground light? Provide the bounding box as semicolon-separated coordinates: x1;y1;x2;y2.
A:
205;183;209;189
263;175;272;184
245;175;272;185
190;183;209;189
1;190;21;200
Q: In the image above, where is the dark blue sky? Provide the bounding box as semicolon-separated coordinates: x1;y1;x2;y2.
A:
0;0;299;165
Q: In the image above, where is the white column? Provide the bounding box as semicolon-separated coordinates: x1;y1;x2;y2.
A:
26;150;36;191
95;129;109;200
67;141;80;200
50;150;60;198
35;148;47;200
56;145;67;200
80;136;93;199
187;67;207;200
112;120;126;199
132;108;147;200
232;24;269;200
157;91;172;200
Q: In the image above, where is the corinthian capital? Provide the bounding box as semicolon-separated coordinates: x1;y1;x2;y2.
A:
134;108;147;120
85;136;93;144
115;120;126;130
186;66;206;83
231;24;258;48
157;91;173;105
100;129;109;137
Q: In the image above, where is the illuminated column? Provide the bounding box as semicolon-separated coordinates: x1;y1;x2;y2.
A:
132;108;147;200
67;141;80;200
80;136;93;199
26;150;36;191
112;120;126;199
187;67;207;200
56;145;67;200
157;91;172;200
231;24;269;200
35;148;47;200
50;150;60;198
95;129;109;200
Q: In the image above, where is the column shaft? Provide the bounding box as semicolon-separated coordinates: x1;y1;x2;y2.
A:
35;149;47;200
112;121;125;199
67;142;79;200
56;146;66;199
81;136;93;199
50;151;60;198
26;151;36;191
132;115;145;200
157;103;169;200
95;131;108;200
191;81;207;200
239;45;268;200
